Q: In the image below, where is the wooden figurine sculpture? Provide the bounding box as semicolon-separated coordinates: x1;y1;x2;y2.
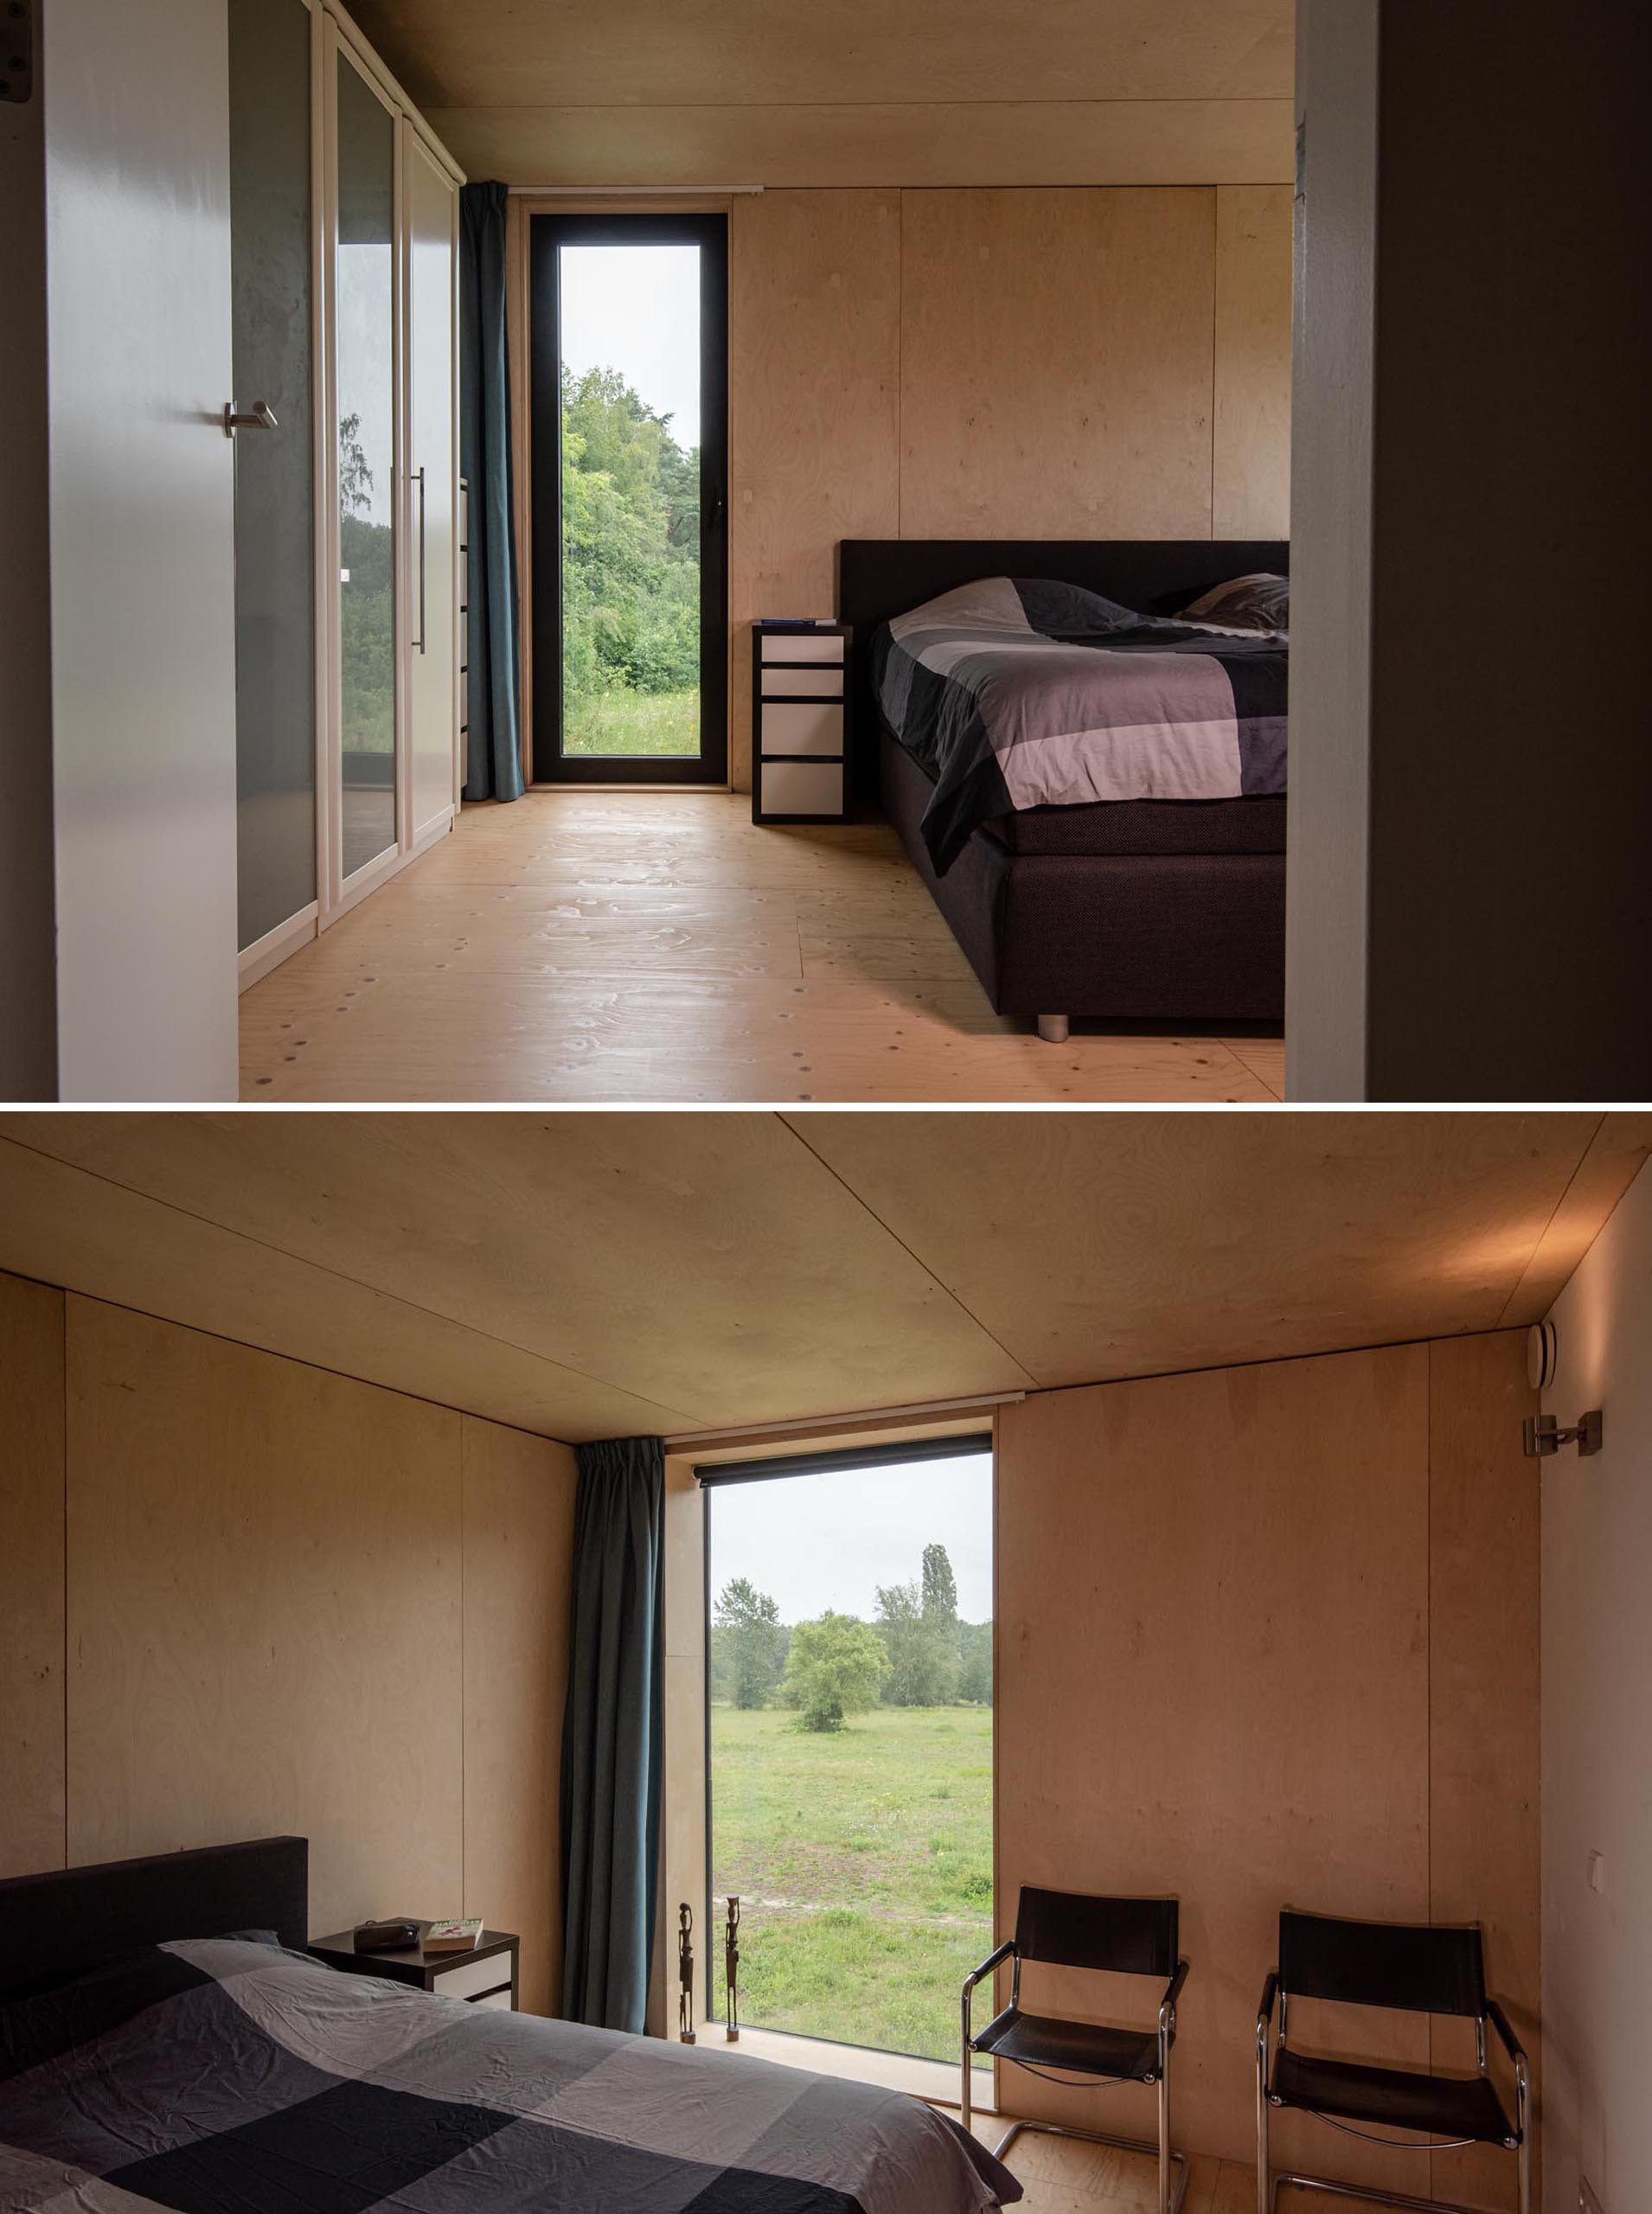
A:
677;1901;695;2043
724;1895;741;2041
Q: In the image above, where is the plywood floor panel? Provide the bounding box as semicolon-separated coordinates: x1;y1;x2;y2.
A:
239;795;1282;1102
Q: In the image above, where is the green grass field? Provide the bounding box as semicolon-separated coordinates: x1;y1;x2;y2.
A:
564;686;699;757
709;1704;992;2065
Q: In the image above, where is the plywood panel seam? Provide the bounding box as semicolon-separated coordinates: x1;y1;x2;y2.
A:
1208;189;1219;537
447;97;1298;114
60;1289;68;1872
0;1136;701;1439
1494;1111;1605;1327
778;1113;1038;1388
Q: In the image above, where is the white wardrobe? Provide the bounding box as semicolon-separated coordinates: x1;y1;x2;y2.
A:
233;0;462;989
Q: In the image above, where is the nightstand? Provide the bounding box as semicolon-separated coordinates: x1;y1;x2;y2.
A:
752;620;852;822
309;1923;520;2011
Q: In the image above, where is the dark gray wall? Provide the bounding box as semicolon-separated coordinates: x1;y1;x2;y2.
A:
0;0;59;1101
1291;0;1651;1102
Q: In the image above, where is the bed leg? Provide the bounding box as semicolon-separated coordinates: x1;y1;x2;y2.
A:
1036;1014;1070;1045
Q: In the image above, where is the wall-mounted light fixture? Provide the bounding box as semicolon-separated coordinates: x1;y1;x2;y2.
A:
1523;1410;1604;1458
1521;1319;1603;1457
1527;1320;1559;1391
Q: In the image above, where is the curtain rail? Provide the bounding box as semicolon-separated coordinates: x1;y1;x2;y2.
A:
663;1392;1024;1449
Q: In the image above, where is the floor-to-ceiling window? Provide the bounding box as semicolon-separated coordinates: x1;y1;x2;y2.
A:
703;1437;993;2067
528;213;728;784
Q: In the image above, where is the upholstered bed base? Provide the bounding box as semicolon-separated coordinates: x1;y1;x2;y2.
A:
880;726;1285;1026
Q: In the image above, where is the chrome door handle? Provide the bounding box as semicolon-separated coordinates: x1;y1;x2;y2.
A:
222;400;278;437
413;465;427;654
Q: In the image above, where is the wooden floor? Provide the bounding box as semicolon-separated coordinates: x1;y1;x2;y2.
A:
971;2128;1361;2212
240;793;1286;1103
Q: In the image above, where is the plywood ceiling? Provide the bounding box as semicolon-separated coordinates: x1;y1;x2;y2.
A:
344;0;1296;187
0;1112;1645;1443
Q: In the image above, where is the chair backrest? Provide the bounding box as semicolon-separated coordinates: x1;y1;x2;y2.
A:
1277;1909;1486;2018
1015;1887;1178;1978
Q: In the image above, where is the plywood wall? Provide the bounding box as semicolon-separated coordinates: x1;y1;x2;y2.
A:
0;1271;66;1878
899;188;1218;540
0;1265;576;2008
996;1332;1540;2187
514;182;1294;790
461;1413;578;2015
731;184;1290;788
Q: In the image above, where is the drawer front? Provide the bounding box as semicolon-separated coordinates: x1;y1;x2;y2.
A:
759;631;843;664
471;1986;515;2011
432;1950;513;2001
760;666;842;700
761;701;842;757
761;759;844;816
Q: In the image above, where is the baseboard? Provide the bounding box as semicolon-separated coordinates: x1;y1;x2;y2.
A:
238;904;318;992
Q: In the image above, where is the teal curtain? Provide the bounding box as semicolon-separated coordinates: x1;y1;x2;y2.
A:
560;1435;665;2032
458;182;524;802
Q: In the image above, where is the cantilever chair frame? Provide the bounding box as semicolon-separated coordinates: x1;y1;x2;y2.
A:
1255;1915;1531;2214
962;1897;1192;2214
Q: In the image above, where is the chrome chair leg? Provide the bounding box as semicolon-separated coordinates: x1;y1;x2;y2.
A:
1157;2059;1171;2214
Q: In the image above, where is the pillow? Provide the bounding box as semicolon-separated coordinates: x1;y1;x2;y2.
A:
1011;578;1143;637
0;1945;207;2077
1179;572;1289;632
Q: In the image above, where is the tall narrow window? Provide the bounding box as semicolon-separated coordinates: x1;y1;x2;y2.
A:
529;214;727;784
702;1438;993;2067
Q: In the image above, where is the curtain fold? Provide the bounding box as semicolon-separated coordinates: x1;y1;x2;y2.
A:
458;181;525;803
560;1435;665;2032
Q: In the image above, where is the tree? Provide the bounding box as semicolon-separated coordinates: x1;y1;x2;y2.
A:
874;1570;959;1707
921;1544;959;1629
559;363;701;724
957;1621;993;1705
782;1610;887;1732
713;1577;783;1710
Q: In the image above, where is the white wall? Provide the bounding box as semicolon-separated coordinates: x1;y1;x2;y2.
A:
43;0;240;1100
1541;1157;1652;2214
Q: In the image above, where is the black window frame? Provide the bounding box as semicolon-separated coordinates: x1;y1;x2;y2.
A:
528;210;729;786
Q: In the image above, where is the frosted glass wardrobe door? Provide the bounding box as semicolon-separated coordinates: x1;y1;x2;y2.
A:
334;42;398;885
404;125;458;841
229;0;316;954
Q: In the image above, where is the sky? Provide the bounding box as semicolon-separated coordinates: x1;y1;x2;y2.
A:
708;1453;994;1624
560;243;701;451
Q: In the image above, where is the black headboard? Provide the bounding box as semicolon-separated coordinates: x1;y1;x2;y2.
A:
836;538;1289;802
0;1836;309;2001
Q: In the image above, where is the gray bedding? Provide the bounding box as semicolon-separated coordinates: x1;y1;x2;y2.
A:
872;575;1288;873
0;1936;1020;2212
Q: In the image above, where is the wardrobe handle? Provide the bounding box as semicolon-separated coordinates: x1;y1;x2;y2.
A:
222;400;278;438
413;465;427;654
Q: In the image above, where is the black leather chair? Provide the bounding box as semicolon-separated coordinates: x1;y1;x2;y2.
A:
1257;1909;1530;2214
962;1886;1190;2214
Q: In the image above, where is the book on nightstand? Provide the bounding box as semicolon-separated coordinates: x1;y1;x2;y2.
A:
424;1917;483;1954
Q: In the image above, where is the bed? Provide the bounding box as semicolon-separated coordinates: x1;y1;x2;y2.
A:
837;540;1289;1040
0;1838;1018;2214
